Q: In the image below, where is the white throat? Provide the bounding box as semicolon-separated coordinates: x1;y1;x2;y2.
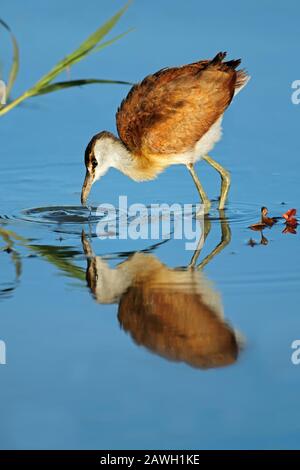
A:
94;136;133;181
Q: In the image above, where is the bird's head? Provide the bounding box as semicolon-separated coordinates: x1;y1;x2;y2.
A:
81;131;117;205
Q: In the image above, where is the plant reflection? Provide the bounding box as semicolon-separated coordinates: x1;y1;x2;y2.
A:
247;229;269;247
0;226;85;299
0;227;22;299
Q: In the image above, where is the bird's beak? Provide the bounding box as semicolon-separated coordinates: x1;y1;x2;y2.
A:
81;171;93;205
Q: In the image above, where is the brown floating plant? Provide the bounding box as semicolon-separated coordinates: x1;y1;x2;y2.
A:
249;206;277;231
282;208;298;234
249;206;298;236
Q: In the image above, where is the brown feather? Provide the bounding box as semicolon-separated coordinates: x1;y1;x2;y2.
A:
116;53;246;158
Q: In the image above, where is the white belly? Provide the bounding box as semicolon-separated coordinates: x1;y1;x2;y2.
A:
168;115;223;165
194;115;223;161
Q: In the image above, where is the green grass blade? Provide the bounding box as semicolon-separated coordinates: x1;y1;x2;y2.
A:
0;18;20;99
34;78;132;96
91;28;134;54
0;2;132;116
67;1;131;59
32;1;131;92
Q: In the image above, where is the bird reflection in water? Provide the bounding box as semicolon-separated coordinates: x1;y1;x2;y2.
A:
82;212;242;369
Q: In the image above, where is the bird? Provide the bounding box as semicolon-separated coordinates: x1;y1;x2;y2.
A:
81;230;240;369
81;52;250;211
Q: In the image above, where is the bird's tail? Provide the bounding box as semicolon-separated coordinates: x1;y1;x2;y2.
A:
211;51;241;69
211;51;227;64
234;69;251;95
211;51;250;94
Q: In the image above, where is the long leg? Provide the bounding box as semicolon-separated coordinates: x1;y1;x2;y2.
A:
202;155;231;210
197;210;231;270
186;163;211;212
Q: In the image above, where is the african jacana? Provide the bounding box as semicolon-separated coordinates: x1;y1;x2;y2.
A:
81;52;249;211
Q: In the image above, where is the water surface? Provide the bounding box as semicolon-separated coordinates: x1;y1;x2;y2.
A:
1;0;300;450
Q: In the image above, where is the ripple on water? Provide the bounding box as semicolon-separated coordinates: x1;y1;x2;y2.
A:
13;205;123;236
20;206;107;224
0;201;263;237
208;201;261;226
0;202;298;292
15;201;261;226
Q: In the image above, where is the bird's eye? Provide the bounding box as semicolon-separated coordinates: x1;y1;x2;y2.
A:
91;158;98;169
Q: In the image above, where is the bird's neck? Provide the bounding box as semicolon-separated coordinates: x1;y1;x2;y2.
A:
108;138;138;177
107;136;166;181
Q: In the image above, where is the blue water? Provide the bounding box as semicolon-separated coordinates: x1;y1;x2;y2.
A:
0;0;300;450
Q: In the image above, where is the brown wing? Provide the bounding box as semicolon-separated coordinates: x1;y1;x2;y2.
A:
116;52;244;157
